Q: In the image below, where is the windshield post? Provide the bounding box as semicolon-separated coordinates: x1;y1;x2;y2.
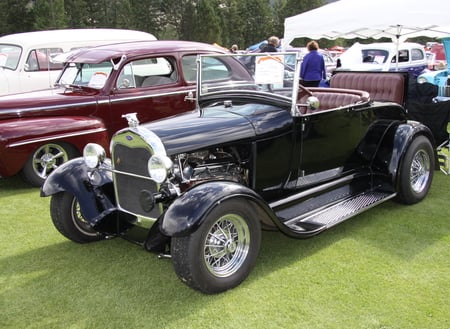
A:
291;52;302;116
195;54;201;111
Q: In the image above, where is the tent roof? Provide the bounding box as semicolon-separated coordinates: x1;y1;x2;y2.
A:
284;0;450;46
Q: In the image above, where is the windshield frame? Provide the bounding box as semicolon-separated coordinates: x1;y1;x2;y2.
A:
196;52;302;116
56;61;113;89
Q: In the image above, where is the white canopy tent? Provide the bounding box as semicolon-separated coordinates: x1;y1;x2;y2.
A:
283;0;450;46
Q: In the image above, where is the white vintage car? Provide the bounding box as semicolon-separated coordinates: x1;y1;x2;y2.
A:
337;42;427;78
0;29;156;95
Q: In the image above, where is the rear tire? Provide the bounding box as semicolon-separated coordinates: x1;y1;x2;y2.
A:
396;136;434;204
171;199;261;294
50;191;104;243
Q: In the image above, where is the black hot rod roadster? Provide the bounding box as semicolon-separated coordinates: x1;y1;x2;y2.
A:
41;53;436;294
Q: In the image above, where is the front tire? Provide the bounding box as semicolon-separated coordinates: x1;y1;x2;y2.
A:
171;199;261;294
396;136;434;204
50;191;104;243
21;142;79;187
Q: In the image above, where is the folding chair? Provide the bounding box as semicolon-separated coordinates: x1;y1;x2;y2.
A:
407;99;450;175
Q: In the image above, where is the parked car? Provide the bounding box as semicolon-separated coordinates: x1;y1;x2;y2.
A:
42;53;436;294
425;43;446;70
0;29;157;95
417;37;450;97
0;40;247;186
337;42;427;78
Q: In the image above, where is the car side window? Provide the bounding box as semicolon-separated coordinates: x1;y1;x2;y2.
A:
411;48;424;61
181;55;198;82
392;49;409;63
117;57;177;89
182;55;232;82
25;48;64;71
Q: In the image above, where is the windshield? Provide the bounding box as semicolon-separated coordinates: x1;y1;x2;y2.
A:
197;52;300;103
57;61;113;89
0;44;22;70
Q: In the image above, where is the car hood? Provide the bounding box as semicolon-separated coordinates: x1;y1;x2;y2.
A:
0;87;99;120
139;103;293;155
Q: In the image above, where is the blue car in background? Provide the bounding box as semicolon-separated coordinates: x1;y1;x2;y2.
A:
417;37;450;97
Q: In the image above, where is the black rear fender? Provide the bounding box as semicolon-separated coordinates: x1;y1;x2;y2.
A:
358;120;435;185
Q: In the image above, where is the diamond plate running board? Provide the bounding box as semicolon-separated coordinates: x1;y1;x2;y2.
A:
284;191;396;232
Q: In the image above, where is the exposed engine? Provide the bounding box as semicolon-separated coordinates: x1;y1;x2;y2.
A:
170;147;248;190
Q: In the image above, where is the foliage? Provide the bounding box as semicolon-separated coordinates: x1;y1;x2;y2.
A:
1;173;449;328
0;0;325;50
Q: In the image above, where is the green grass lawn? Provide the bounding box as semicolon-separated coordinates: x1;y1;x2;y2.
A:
1;173;449;329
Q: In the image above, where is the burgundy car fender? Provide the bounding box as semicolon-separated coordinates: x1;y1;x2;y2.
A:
0;116;109;177
41;158;116;224
160;181;276;237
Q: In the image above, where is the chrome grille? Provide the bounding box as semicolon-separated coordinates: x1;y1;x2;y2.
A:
112;133;162;219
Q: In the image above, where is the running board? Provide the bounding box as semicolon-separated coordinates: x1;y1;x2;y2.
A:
281;191;396;235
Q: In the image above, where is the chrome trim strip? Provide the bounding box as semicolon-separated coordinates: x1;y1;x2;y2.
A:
3;100;98;115
110;89;194;104
7;127;107;148
269;174;356;208
2;89;194;115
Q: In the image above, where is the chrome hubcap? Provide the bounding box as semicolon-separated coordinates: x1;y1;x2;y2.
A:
410;149;431;193
204;214;250;278
32;144;68;179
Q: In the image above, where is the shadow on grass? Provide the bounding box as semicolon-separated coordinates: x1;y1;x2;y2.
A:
255;171;449;279
1;172;447;327
0;175;39;196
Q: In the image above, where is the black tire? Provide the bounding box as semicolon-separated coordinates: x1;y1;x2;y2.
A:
171;199;261;294
50;191;104;243
21;142;79;187
396;136;434;204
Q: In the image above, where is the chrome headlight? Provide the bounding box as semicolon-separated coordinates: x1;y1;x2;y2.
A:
83;143;106;169
148;154;173;183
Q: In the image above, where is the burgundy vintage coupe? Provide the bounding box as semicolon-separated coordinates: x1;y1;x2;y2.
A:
0;40;249;186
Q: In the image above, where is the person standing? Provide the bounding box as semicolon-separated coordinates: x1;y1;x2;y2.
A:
260;36;280;53
300;40;326;87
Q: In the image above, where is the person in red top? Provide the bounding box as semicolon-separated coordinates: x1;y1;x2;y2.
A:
300;40;326;87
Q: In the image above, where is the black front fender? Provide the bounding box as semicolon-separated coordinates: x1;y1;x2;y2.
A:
160;181;272;237
41;158;116;223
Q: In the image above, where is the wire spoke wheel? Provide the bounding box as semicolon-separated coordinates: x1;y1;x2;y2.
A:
50;192;104;243
409;149;431;193
171;199;261;294
397;136;434;204
204;214;250;278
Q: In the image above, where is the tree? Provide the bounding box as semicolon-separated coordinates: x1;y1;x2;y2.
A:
194;0;221;43
236;0;275;48
32;0;67;30
0;0;35;35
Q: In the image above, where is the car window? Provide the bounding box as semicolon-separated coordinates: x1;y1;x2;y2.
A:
181;55;198;82
25;48;64;71
362;49;389;63
58;61;113;88
411;48;424;61
0;44;22;70
117;57;176;89
392;49;409;63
